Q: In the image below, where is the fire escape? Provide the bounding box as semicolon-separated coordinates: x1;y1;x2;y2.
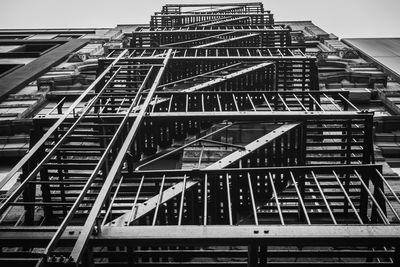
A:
0;3;399;267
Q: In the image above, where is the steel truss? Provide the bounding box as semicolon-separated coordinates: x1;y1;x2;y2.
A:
0;2;399;267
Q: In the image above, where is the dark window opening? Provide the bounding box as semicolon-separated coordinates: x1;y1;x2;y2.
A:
55;34;82;39
0;64;23;78
0;35;30;40
0;43;59;58
12;43;56;53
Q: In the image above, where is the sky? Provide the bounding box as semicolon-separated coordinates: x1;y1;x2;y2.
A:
0;0;399;38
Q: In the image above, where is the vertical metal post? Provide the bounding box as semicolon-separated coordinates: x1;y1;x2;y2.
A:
363;116;374;164
259;245;267;265
82;245;94;267
248;244;258;267
394;245;400;265
22;127;41;225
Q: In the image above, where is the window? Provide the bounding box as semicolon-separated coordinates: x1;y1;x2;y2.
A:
0;64;23;78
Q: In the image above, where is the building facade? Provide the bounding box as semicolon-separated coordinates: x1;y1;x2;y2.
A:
0;3;399;266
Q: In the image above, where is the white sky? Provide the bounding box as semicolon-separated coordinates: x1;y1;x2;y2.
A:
0;0;399;38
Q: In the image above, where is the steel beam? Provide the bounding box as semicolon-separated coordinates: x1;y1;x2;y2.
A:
96;225;400;246
2;225;400;247
35;111;374;122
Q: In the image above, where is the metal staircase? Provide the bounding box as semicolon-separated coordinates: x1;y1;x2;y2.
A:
0;2;399;267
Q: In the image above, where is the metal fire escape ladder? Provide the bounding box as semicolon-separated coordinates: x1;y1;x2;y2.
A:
66;49;172;264
1;2;399;266
110;123;301;226
39;58;169;263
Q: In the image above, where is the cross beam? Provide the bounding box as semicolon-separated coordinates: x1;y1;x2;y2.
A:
1;225;399;247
